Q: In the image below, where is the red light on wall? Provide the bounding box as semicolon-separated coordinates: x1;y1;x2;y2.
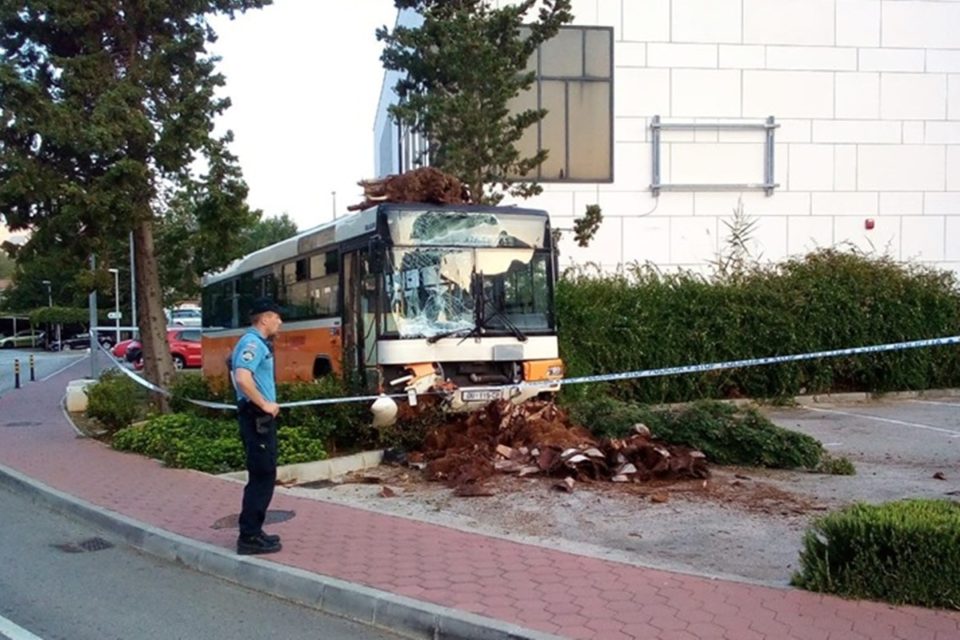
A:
865;218;875;230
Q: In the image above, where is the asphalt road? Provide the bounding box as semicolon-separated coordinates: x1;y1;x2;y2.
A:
0;484;405;640
0;349;88;398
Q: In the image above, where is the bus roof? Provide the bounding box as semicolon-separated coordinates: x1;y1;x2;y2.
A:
201;203;549;287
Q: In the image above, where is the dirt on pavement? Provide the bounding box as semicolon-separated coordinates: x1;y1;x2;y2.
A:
287;398;960;586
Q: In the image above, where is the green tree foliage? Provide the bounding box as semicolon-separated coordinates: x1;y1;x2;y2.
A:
377;0;573;204
0;0;270;392
572;204;603;247
240;212;299;256
0;249;13;279
154;147;296;303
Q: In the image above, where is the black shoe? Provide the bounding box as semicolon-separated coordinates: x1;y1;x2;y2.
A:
237;533;282;555
260;531;281;544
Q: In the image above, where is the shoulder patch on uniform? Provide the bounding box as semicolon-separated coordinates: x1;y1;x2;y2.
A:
240;348;256;363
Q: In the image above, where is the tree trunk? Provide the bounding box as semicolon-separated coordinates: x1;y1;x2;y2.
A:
134;217;175;411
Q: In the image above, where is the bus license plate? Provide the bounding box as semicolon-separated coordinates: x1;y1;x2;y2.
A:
461;389;502;402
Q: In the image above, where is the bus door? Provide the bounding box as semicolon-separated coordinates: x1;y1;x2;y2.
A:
341;248;379;387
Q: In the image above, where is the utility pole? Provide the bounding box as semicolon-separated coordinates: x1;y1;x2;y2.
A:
332;191;337;219
129;231;137;336
108;268;120;345
88;255;97;378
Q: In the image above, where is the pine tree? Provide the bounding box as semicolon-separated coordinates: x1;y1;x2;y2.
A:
0;0;270;394
377;0;573;204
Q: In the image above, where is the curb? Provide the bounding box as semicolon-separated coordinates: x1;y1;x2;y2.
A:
218;449;385;486
0;462;564;640
792;387;960;405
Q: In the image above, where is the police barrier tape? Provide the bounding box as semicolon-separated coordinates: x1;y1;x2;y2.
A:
96;344;409;411
555;334;960;387
99;335;960;411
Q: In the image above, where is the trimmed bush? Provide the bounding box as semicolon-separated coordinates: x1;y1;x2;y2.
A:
86;369;149;433
565;397;825;470
557;250;960;404
792;499;960;609
276;378;371;452
112;412;327;474
169;372;231;416
169;373;371;453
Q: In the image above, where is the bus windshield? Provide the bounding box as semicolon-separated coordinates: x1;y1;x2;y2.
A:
384;246;553;339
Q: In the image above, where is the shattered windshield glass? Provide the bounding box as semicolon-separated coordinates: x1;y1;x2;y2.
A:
384;247;553;339
385;248;476;339
387;209;547;248
383;208;553;339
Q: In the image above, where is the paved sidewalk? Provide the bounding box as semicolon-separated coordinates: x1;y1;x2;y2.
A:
1;363;958;640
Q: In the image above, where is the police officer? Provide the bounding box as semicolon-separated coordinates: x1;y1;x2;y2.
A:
232;297;284;555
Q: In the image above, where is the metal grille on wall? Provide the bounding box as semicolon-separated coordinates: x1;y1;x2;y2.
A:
650;116;780;197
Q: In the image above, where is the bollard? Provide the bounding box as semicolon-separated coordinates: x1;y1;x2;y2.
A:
29;354;35;382
14;359;20;389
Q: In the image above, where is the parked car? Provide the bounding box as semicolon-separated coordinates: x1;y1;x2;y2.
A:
111;338;139;359
0;330;46;349
48;332;113;351
126;328;202;370
168;307;202;327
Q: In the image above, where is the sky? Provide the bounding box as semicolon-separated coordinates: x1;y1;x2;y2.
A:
208;0;400;232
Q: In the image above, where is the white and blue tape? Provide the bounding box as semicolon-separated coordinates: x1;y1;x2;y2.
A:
96;344;408;411
99;335;960;411
556;334;960;387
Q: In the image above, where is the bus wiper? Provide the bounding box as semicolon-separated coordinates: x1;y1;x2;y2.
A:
425;271;528;344
481;307;528;342
426;326;473;344
468;270;527;343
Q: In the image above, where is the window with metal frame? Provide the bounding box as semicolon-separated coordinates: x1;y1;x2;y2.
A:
510;26;614;182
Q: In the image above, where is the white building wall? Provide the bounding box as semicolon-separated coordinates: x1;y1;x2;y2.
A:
376;1;960;276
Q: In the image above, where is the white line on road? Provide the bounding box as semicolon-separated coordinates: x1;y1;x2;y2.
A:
39;356;86;382
909;399;960;407
806;406;960;437
0;614;44;640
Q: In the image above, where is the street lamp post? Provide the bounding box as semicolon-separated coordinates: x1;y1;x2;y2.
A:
41;279;52;349
108;268;120;345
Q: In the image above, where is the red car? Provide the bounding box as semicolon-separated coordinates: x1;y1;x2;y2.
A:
120;329;202;370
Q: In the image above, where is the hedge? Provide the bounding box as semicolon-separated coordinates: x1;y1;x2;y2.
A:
557;249;960;404
792;499;960;609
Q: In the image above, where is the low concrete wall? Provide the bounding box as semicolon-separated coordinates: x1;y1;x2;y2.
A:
218;449;384;485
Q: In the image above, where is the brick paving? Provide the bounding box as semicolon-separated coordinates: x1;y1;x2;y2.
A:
1;363;958;640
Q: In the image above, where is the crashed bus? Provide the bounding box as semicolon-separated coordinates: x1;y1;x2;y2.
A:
201;203;564;409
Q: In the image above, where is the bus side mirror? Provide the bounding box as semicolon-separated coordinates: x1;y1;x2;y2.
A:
368;237;386;274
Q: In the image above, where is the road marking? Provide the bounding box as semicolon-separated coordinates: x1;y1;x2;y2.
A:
0;614;44;640
39;356;86;382
909;399;960;407
806;406;960;437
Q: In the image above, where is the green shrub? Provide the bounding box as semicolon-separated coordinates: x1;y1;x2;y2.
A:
558;249;960;404
792;499;960;609
277;426;327;464
816;452;856;476
565;397;824;469
276;378;370;452
86;369;149;433
169;372;231;416
112;412;328;473
168;373;370;454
